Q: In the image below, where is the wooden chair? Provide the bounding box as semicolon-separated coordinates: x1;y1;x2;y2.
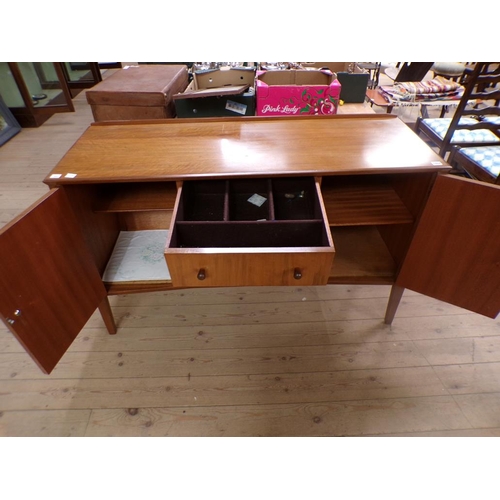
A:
449;145;500;184
415;62;500;158
384;62;434;82
357;62;381;88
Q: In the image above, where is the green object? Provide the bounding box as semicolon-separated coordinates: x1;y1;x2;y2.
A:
336;72;370;103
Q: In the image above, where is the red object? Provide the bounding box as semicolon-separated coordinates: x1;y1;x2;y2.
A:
256;69;341;116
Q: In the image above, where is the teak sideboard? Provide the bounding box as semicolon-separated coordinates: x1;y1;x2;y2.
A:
1;114;499;374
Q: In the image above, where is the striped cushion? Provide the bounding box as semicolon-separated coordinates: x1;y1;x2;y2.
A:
460;146;500;176
422;117;500;143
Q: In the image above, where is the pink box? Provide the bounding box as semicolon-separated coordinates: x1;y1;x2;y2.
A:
256;69;341;116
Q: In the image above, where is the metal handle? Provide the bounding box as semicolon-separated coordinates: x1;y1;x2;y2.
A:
197;269;206;281
294;268;302;280
6;309;21;325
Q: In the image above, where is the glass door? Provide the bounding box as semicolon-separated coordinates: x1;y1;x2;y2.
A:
61;62;102;92
0;62;75;127
5;62;75;115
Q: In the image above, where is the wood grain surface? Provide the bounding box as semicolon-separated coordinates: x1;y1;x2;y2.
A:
397;174;500;318
0;189;107;373
44;114;449;184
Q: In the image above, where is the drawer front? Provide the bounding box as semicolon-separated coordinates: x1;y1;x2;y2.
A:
165;249;334;287
165;177;335;288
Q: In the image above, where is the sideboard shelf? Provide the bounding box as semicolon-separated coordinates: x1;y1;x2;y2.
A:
320;175;414;226
328;226;397;284
93;182;177;212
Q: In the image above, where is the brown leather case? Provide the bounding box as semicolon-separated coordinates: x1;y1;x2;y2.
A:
86;65;189;121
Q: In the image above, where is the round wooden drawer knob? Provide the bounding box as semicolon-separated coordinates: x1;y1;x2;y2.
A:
197;269;206;281
294;268;302;280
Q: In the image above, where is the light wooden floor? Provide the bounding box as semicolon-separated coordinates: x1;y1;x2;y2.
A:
1;72;500;437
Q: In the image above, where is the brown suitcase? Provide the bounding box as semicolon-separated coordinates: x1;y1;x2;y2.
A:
86;65;189;122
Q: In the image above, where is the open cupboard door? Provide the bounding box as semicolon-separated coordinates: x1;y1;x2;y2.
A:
0;189;108;373
396;174;500;318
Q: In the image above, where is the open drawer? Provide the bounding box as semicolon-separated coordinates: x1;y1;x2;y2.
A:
164;177;335;287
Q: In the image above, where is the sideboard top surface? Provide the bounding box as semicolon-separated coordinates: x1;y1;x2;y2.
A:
44;115;450;185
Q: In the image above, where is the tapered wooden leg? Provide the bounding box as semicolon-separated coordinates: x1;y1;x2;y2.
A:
98;297;117;335
384;285;405;325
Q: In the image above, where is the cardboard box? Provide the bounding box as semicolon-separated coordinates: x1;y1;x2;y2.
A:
86;65;189;122
173;67;256;118
302;63;370;103
255;69;341;116
301;62;354;72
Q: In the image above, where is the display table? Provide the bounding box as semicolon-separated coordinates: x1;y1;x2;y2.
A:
1;114;499;374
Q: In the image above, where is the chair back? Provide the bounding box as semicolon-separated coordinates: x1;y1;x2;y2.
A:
438;62;500;156
393;63;434;82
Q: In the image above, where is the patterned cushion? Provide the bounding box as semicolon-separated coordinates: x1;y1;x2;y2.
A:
460;146;500;176
422;117;500;144
103;230;171;282
482;116;500;125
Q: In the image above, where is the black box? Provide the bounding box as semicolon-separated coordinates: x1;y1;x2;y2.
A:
337;65;370;103
174;67;256;118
